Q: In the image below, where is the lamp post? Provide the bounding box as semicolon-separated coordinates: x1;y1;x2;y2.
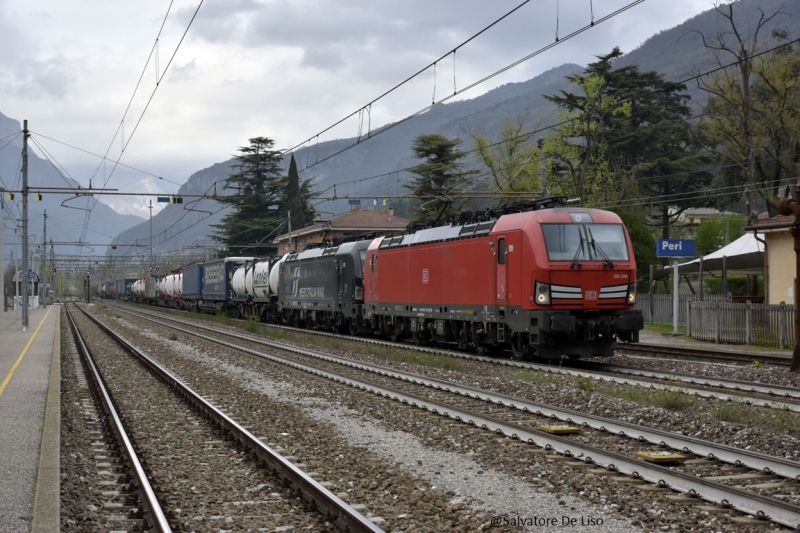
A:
778;184;800;373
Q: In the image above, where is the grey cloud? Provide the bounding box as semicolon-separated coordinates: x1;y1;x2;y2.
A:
10;58;74;98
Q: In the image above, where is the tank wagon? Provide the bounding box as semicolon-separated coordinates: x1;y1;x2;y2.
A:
157;272;183;307
361;205;643;360
131;277;157;303
229;256;283;320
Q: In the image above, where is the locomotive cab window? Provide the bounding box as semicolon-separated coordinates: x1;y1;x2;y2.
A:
497;238;507;264
541;223;629;262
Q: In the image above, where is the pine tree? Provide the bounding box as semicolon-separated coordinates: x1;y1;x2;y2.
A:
284;153;316;240
212;137;285;254
544;48;711;238
403;134;478;224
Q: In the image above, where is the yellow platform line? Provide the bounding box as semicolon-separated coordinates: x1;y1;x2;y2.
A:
0;307;53;399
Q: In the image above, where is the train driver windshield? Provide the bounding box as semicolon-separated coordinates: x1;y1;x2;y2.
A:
541;223;630;263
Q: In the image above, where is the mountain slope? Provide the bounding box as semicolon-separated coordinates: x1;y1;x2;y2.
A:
0;112;144;261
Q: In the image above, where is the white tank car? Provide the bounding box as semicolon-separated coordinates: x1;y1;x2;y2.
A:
174;272;182;299
252;258;278;299
159;276;170;299
267;255;287;298
132;279;144;297
232;265;248;298
245;264;255;295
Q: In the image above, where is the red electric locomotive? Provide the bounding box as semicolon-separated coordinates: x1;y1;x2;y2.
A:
362;200;643;359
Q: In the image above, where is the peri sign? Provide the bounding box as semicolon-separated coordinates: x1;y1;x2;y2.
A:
656;239;695;258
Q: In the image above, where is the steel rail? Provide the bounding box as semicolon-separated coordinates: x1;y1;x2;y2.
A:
75;305;385;533
112;306;800;529
581;361;800;399
615;343;792;367
119;306;800;482
65;305;172;533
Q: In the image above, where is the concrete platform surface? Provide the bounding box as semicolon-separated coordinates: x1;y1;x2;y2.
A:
0;304;60;533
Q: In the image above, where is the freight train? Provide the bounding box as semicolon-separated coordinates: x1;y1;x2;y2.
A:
109;199;644;360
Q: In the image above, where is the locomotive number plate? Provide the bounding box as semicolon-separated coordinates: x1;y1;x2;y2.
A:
585;290;597;300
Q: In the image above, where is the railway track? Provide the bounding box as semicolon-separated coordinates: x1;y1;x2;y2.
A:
110;302;800;412
65;304;384;533
615;342;792;367
63;306;170;532
109;303;800;530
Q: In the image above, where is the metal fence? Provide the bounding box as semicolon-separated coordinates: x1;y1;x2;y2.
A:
635;294;730;328
686;300;796;348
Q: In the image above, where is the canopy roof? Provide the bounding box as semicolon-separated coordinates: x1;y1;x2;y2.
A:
672;233;765;277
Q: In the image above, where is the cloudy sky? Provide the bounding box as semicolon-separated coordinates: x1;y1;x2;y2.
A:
1;0;719;194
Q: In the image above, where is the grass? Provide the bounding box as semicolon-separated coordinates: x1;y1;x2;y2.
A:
643;323;687;336
574;375;596;391
364;344;465;372
244;316;260;333
592;381;696;411
715;397;800;437
212;313;235;327
514;368;558;384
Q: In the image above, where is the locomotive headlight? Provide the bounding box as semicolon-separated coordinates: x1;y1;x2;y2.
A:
627;282;637;304
534;281;551;305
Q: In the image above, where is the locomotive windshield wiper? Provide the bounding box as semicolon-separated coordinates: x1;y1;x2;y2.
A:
569;229;585;269
586;227;615;269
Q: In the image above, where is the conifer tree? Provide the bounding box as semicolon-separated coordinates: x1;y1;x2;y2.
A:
404;134;478;224
284;153;316;238
212;137;284;254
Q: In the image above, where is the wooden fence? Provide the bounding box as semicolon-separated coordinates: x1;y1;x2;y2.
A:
686;300;795;348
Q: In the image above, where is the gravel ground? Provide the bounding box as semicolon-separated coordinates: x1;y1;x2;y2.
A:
101;304;799;532
296;336;800;464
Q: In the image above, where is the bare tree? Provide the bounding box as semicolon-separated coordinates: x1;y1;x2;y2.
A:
694;1;784;225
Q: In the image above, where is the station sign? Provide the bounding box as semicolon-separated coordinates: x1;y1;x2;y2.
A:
656;239;695;258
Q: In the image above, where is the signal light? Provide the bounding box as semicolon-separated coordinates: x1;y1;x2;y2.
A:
149;269;153;275
35;193;42;201
156;266;160;272
5;193;12;200
52;267;56;273
169;196;183;204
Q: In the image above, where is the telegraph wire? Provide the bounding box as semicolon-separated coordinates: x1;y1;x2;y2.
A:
288;1;645;170
76;1;205;251
310;37;800;200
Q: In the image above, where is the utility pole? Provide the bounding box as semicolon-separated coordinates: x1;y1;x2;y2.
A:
538;138;548;198
50;239;54;303
149;199;153;271
21;120;29;330
1;196;4;331
42;210;47;309
288;210;293;253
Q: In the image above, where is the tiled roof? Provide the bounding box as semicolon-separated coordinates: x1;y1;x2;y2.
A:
274;209;410;242
746;214;796;231
328;209;409;229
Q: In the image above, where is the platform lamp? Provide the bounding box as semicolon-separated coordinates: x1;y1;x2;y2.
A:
778;183;800;373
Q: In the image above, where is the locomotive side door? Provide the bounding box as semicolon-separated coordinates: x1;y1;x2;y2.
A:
495;235;507;302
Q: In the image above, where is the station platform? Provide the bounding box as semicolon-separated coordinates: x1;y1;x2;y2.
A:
0;304;60;533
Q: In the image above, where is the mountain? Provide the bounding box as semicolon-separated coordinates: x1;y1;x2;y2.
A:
0;112;144;264
98;175;167;219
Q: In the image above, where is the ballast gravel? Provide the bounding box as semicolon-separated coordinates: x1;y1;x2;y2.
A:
102;305;799;532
